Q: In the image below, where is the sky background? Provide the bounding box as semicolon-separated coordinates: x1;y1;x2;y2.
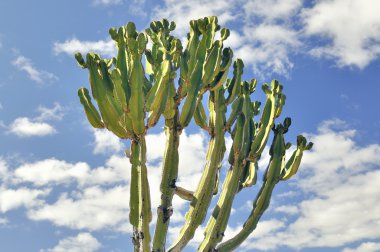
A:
0;0;380;251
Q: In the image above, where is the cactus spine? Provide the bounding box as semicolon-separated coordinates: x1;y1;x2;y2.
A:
76;15;312;252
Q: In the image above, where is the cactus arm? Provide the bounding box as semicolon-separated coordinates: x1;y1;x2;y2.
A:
193;95;209;131
281;135;313;180
179;59;203;127
147;59;171;128
175;186;195;201
225;59;244;105
152;111;180;252
85;55;128;138
247;81;282;161
241;160;258;188
225;96;243;131
77;87;104;128
168;88;226;252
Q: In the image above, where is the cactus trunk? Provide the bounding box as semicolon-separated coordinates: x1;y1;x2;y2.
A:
153;110;181;252
130;138;152;252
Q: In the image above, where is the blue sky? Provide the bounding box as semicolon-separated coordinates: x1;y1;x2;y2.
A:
0;0;380;251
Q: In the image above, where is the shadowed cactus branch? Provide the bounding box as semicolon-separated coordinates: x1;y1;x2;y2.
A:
75;15;312;252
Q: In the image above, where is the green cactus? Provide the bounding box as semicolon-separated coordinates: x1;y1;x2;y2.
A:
76;15;312;252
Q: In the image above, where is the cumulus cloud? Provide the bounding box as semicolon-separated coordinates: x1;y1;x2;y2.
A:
53;38;116;58
12;55;58;85
9;117;57;137
0;187;50;213
13;155;129;187
8;103;64;137
29;186;129;231
41;232;101;252
302;0;380;68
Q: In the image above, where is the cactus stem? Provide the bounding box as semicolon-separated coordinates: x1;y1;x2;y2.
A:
152;109;181;252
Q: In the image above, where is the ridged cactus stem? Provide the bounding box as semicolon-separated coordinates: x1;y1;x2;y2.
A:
152;110;181;252
168;89;226;252
130;138;152;252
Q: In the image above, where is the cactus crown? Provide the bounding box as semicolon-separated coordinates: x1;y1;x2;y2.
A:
75;16;313;252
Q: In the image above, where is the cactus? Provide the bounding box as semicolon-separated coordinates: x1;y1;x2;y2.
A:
76;16;312;252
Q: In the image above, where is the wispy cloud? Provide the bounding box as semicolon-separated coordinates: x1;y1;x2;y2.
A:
36;103;64;122
53;38;116;58
12;55;58;85
92;0;122;5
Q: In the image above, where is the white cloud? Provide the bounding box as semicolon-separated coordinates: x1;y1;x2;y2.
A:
0;187;50;213
342;242;380;252
29;186;129;231
92;129;124;154
53;38;116;58
9;117;56;137
8;103;64;137
41;232;101;252
302;0;380;68
14;159;91;186
12;56;58;84
14;155;129;187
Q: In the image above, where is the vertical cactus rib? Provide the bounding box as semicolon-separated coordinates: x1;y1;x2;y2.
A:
130;138;152;252
152;111;180;252
168;88;226;252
